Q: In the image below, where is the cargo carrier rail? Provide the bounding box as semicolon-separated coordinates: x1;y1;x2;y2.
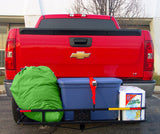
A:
17;107;146;131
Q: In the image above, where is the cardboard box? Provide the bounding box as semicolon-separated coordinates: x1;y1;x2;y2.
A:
119;86;145;121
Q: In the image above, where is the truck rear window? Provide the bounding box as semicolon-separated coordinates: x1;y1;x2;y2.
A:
38;18;117;30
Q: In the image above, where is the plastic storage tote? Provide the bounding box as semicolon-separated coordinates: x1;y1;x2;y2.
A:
58;78;122;121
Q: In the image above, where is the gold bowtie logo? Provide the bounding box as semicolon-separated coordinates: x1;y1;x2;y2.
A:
71;51;91;59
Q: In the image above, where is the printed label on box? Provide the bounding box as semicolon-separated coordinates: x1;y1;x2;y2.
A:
125;93;142;120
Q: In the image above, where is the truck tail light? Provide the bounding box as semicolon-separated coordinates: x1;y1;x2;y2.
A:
5;29;17;70
144;40;154;71
68;14;87;17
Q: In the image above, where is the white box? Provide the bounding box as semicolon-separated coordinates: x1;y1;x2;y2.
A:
119;86;145;121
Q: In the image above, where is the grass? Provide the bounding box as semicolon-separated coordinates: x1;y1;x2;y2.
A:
153;73;160;85
0;76;5;85
0;74;160;85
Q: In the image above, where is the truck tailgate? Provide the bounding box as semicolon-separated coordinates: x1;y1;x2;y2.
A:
16;29;144;78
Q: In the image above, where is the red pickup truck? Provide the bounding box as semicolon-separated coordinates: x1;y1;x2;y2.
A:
4;14;155;97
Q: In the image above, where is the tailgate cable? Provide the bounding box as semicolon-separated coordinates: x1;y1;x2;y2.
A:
89;77;97;109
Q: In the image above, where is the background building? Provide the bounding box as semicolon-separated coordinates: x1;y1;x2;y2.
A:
0;15;24;67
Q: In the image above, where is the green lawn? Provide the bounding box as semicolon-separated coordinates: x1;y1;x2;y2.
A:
0;75;160;85
0;76;5;85
153;74;160;85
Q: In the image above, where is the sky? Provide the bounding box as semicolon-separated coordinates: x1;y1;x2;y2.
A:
0;0;74;15
143;0;157;17
0;0;158;17
0;0;24;15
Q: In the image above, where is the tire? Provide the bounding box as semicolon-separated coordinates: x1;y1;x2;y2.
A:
12;98;21;123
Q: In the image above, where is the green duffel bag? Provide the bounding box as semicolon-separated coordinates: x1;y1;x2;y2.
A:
10;66;63;122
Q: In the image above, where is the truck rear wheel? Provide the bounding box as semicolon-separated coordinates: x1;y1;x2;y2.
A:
12;98;21;123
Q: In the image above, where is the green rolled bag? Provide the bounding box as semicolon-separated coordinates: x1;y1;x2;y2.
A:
10;66;63;122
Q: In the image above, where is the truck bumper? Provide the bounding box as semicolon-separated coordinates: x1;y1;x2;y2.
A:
4;79;156;97
4;80;13;97
123;80;156;97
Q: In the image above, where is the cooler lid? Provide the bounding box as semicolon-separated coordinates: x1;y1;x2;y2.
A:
94;78;122;84
57;77;122;85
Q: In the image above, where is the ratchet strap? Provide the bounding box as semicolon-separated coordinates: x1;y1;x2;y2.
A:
89;77;97;108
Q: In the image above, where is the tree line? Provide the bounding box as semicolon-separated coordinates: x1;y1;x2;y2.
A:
69;0;144;17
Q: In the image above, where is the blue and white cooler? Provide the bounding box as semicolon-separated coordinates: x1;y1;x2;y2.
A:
58;78;122;121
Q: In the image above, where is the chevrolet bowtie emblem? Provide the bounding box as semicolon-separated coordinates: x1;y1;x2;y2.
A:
70;51;91;59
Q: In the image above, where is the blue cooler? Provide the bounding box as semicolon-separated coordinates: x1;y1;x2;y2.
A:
58;78;122;121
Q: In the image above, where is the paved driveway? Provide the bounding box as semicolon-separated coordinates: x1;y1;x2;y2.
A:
0;95;160;134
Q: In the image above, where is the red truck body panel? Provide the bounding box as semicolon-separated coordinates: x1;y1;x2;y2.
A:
15;33;144;79
5;15;154;81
